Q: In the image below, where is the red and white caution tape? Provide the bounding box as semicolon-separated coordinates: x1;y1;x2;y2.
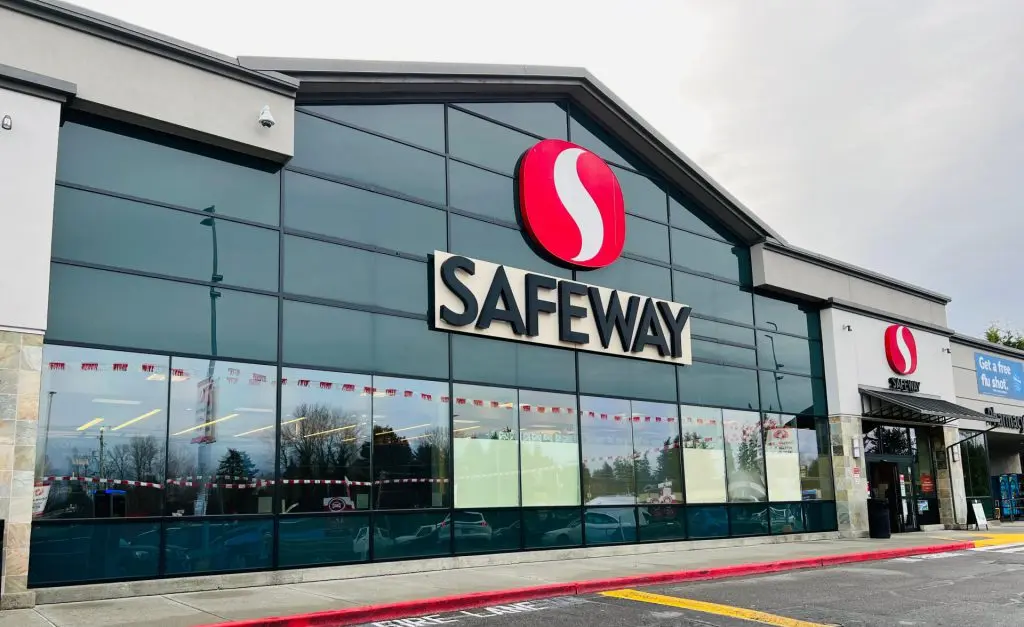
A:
37;476;163;489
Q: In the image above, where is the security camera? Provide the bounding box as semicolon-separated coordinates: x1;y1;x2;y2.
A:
258;105;275;128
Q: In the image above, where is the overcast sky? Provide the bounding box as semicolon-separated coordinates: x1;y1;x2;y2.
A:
72;0;1024;336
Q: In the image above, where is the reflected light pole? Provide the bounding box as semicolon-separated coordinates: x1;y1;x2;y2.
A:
764;322;784;413
198;206;221;514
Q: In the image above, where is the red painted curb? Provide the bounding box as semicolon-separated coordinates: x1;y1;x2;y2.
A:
204;542;977;627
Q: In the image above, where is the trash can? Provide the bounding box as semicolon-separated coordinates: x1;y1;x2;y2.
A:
867;498;891;539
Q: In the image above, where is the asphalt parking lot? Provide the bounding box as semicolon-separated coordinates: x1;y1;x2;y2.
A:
358;542;1024;627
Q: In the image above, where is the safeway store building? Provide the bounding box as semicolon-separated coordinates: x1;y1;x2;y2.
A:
0;0;1001;609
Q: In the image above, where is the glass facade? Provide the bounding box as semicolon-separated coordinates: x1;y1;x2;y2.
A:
31;104;834;587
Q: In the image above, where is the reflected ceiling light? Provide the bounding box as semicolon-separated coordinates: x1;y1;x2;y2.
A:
304;423;357;438
453;420;479;424
235;416;306;438
172;413;239;436
375;423;430;437
146;374;167;381
92;399;141;406
234;407;273;413
453;426;479;433
77;418;104;431
111;409;162;431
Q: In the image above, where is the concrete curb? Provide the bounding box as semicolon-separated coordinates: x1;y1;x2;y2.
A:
208;541;977;627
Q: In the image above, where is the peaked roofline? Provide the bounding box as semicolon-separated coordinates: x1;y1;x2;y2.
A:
238;56;787;246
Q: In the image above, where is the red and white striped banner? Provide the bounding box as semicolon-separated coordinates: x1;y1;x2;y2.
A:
37;476;163;489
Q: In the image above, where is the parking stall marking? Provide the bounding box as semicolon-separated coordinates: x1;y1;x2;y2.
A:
599;589;834;627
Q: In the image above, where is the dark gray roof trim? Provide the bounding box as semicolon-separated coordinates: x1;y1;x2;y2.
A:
766;241;951;305
3;0;298;96
827;298;953;336
0;63;75;102
951;333;1024;360
238;56;785;246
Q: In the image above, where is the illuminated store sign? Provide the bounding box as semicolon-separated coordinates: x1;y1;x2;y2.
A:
430;251;693;364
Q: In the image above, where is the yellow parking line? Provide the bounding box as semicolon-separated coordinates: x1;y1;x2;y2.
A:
600;589;834;627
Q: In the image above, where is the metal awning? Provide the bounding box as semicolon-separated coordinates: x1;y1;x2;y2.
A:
860;388;998;425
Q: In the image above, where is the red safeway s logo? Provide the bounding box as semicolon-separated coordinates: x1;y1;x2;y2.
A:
884;324;918;376
517;139;625;269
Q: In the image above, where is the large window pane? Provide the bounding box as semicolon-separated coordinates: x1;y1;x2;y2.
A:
373;511;451;560
282;302;447;379
163;518;273;575
624;215;670;262
164;359;276;516
372;377;449;509
730;503;769;536
284;236;426;314
692;340;758;368
759;372;826;415
456;102;567;139
569;113;649;173
771;502;806;534
580;396;634;504
585;507;637;545
669;194;734;243
523;507;581;549
678;363;759;410
797;416;834;500
278;368;372;513
690;318;756;346
612;166;666;222
453;508;522;555
638;505;687;542
284;172;446;256
680;406;727;503
448;161;516;224
301;104;445;151
47;265;278;362
754;296;821;340
448;108;536;175
806;501;837;533
671;229;751;284
451;335;576;392
579;354;676;402
293;112;446;205
723;410;766;502
520;390;580;507
52;187;279;291
686;505;728;539
453;384;519;508
632;401;682;504
57;120;280;226
278;514;369;567
757;333;823;377
28;521;161;586
586;257;672;302
36;346;167;519
449;215;571;278
673;271;753;326
763;414;802;502
962;431;991;498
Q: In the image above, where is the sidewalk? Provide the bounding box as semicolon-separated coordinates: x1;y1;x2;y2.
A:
6;528;1021;627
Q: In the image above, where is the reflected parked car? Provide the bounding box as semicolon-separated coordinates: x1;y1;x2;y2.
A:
438;511;493;544
353;526;393;560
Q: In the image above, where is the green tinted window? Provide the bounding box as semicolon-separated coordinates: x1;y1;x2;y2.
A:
300;104;444;151
292;112;445;204
614;166;667;222
673;272;753;326
52;187;278;291
579;353;676;402
282;301;447;378
587;257;672;301
449;215;571;278
672;229;751;284
47;264;277;361
757;333;824;377
456;102;567;139
448;108;536;175
56;120;279;226
448;161;516;224
677;362;759;410
759;372;826;415
669;193;735;242
283;236;426;314
691;340;758;368
754;295;821;339
624;215;670;262
284;172;445;256
569;113;650;173
451;334;576;392
690;318;756;346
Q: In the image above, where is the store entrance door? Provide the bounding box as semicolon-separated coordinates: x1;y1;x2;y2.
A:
868;459;919;532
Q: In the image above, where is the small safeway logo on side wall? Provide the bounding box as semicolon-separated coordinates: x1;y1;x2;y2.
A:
517;139;625;269
884;324;918;376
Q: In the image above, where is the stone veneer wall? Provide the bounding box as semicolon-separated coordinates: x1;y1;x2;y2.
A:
829;414;869;537
0;330;42;609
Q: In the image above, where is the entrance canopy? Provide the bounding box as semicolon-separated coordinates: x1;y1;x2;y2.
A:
860;388;998;425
